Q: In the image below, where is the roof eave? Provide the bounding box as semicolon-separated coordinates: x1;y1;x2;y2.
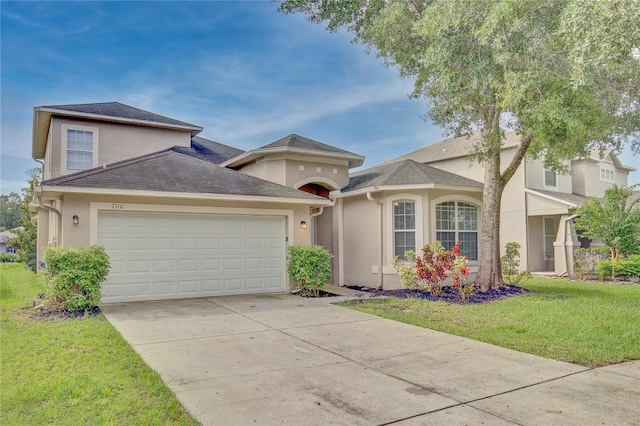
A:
332;183;484;199
221;146;365;169
524;188;580;208
35;185;333;207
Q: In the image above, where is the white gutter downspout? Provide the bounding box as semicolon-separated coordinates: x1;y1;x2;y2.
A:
308;206;325;246
34;195;62;247
559;214;580;276
309;206;325;219
366;191;384;289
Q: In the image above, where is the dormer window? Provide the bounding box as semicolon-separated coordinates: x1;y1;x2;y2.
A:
62;124;98;173
600;167;615;183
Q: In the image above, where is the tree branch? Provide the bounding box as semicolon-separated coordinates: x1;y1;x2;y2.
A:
500;131;533;186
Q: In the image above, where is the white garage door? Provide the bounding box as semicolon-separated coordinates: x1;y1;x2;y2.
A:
98;212;286;303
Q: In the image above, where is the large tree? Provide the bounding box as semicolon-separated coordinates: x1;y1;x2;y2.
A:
279;0;640;290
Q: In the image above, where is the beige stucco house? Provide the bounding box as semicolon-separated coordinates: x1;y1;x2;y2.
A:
31;102;636;302
384;132;637;277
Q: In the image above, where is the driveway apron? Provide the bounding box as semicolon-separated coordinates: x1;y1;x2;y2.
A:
102;295;640;425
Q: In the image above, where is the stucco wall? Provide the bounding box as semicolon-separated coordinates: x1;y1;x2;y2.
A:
524;157;572;193
237;155;350;190
340;188;483;290
45;117;192;179
429;149;528;270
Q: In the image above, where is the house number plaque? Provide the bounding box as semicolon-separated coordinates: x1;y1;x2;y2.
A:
111;203;124;210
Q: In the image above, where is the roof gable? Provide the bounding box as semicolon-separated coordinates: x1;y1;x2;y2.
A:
222;134;365;169
341;159;483;194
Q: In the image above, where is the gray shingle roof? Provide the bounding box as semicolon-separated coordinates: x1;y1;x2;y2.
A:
42;148;325;200
530;189;594;207
223;134;365;169
382;131;521;165
342;160;483;193
39;102;201;129
260;134;360;156
191;136;244;164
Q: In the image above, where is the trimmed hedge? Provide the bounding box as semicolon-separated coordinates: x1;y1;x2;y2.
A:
597;255;640;280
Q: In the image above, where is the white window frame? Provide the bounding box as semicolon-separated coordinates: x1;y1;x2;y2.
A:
61;124;99;173
386;194;423;263
599;166;615;183
543;168;557;189
431;195;481;263
543;216;557;258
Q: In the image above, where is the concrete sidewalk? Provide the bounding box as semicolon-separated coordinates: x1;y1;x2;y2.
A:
102;294;640;425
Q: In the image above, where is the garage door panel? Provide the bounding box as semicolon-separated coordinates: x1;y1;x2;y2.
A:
224;278;243;291
266;276;283;289
153;259;175;273
224;238;242;250
179;280;199;294
154;281;176;296
202;279;221;293
202;237;221;250
179;238;199;250
224;258;242;270
152;237;174;250
99;212;286;303
128;260;151;274
202;259;221;271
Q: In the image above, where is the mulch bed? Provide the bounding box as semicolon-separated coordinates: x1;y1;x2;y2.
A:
293;289;338;298
28;303;102;321
346;284;529;304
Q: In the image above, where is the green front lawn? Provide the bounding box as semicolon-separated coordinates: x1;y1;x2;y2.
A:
0;263;199;425
339;277;640;367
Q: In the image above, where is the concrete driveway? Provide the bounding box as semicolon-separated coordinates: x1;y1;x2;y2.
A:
102;293;640;425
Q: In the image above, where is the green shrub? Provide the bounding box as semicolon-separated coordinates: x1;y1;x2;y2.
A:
43;245;111;312
1;252;19;263
596;255;640;280
391;250;419;289
574;247;611;279
500;242;531;285
287;245;332;296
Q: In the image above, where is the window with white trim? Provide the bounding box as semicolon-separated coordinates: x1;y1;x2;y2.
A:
66;129;94;170
544;169;557;188
600;167;615;183
435;201;478;260
393;200;416;258
544;216;557;257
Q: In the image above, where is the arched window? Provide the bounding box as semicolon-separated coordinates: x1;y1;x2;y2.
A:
435;201;478;260
393;200;416;258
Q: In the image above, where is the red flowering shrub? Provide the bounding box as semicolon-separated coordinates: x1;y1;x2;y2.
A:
415;241;473;301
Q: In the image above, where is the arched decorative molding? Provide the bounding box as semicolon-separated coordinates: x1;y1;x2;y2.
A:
293;176;341;191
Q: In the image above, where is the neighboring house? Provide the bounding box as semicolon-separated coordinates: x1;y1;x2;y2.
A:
31;102;637;302
382;132;637;277
0;228;20;253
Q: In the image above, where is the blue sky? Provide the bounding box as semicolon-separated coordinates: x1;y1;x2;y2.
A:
1;1;638;195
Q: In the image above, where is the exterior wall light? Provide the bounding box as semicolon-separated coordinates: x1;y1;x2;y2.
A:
300;220;307;229
72;215;79;225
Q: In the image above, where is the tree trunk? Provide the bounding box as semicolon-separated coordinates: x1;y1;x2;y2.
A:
476;152;505;291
